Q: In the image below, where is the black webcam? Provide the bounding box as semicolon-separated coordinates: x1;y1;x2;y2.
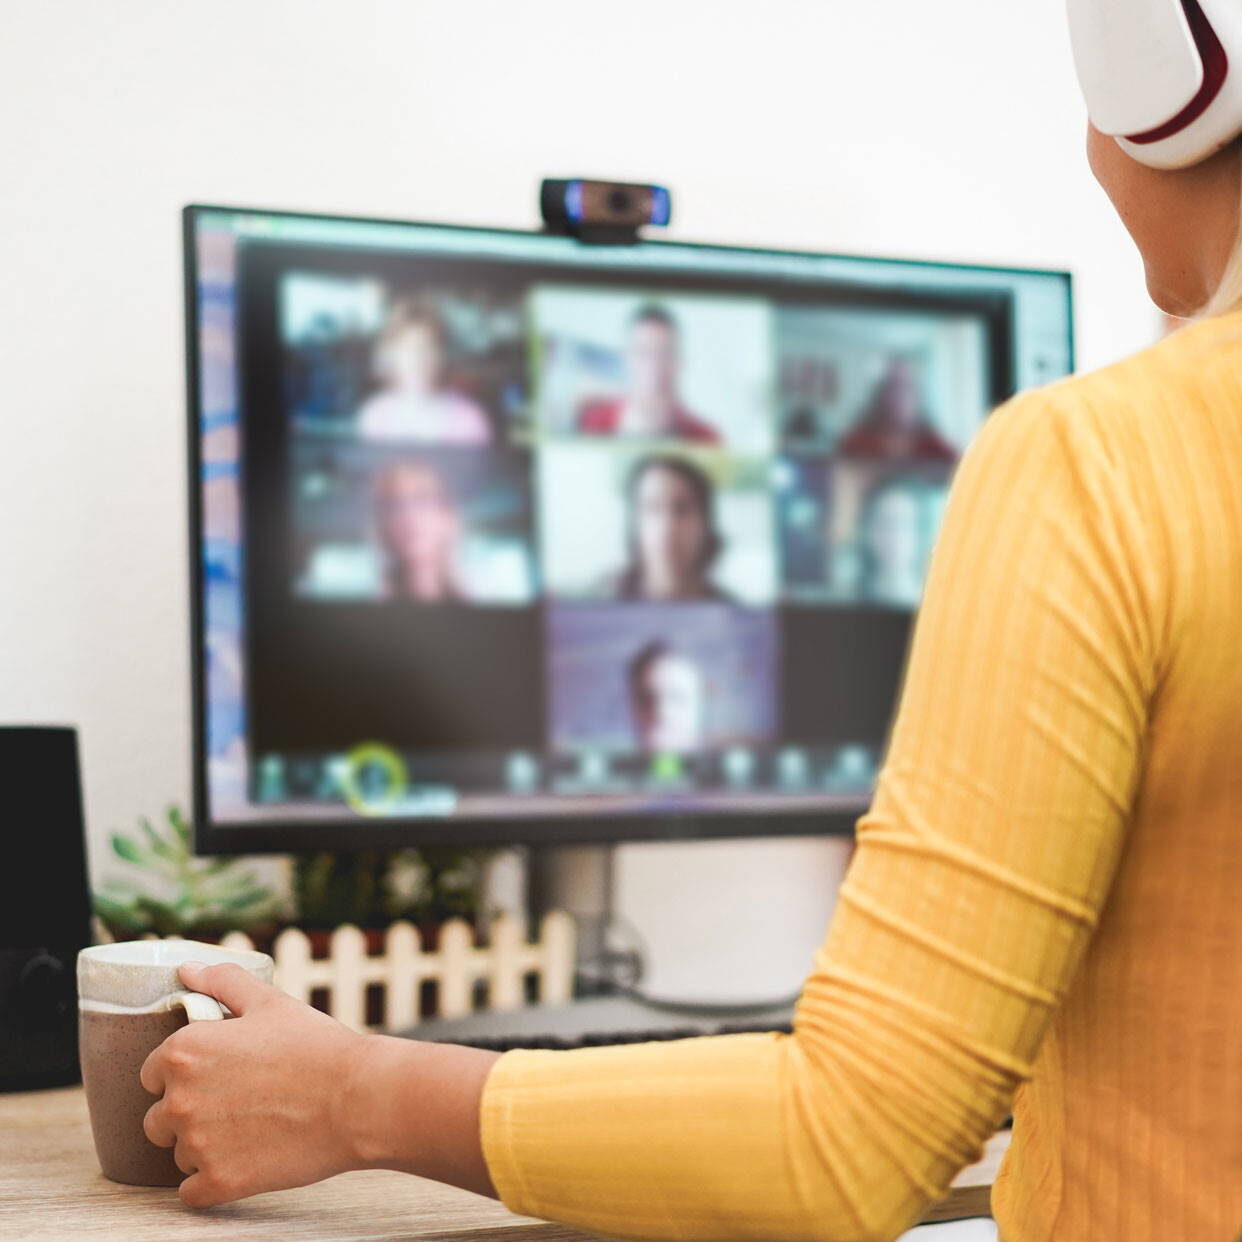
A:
540;178;672;245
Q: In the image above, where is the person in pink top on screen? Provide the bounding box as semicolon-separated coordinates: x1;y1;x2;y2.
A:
576;304;720;444
357;299;492;445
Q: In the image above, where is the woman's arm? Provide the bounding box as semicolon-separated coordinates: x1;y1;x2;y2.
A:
341;1033;501;1196
142;387;1160;1238
469;390;1161;1242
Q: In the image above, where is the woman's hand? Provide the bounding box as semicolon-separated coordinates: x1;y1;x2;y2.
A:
140;960;501;1209
141;961;373;1206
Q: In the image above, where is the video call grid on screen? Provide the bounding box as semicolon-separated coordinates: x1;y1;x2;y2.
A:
187;206;1073;849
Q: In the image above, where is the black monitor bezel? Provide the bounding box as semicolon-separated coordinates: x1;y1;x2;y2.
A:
184;202;1074;855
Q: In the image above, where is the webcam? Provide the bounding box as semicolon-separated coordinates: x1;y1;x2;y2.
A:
540;178;672;245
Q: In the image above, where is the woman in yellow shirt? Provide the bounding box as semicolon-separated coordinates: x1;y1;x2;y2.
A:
140;17;1242;1242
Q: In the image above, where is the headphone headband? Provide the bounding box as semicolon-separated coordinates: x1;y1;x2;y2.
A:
1068;0;1242;168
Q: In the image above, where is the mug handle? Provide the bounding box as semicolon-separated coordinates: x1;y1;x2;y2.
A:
164;991;228;1022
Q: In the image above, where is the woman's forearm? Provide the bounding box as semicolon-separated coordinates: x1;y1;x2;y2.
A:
340;1032;502;1198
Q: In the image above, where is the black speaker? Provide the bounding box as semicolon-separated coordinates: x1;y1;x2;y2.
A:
0;727;93;1091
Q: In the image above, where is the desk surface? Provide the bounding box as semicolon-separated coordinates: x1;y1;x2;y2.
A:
0;1086;1007;1240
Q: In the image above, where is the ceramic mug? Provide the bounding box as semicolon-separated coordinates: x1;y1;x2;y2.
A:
77;938;273;1185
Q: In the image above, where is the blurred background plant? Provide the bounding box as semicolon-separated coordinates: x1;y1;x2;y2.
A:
92;805;282;939
93;806;493;944
389;845;488;924
291;849;388;931
293;845;489;930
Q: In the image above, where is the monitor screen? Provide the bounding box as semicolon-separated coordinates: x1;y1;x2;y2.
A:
186;205;1073;851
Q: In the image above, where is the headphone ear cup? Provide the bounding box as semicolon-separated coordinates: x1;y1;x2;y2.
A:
1068;0;1242;169
1068;0;1204;136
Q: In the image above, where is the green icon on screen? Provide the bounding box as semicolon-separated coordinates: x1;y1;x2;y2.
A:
339;742;408;817
651;752;683;783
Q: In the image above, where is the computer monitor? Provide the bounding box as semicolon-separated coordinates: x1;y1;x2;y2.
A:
185;204;1073;853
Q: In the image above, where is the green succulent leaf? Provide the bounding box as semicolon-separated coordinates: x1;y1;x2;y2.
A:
215;894;269;916
111;834;146;865
96;879;143;901
139;816;181;862
92;892;152;933
168;806;192;847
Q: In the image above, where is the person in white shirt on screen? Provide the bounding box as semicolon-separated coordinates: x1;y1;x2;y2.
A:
357;299;492;445
601;455;733;602
854;474;935;608
627;641;707;753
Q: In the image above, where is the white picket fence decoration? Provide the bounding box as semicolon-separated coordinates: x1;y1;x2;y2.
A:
152;912;575;1033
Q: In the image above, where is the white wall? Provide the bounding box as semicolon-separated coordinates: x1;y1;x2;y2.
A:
0;0;1159;889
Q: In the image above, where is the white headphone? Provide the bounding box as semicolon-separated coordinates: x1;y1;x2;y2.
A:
1067;0;1242;168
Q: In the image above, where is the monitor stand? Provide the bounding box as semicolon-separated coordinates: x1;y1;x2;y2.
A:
529;836;855;1009
526;843;616;990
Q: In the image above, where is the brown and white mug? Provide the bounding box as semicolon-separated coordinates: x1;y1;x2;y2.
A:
76;939;273;1185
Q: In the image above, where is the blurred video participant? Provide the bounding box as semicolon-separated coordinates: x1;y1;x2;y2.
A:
627;641;707;753
547;604;777;754
855;473;936;608
603;455;732;602
374;460;468;602
836;357;957;463
358;299;492;444
577;305;720;443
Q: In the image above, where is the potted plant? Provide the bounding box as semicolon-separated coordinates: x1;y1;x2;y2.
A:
291;849;390;955
92;806;282;948
388;846;491;944
291;846;490;955
290;846;492;1024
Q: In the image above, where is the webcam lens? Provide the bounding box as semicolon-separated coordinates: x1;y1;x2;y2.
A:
608;188;632;214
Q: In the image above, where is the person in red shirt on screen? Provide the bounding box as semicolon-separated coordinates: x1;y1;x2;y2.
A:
576;304;720;444
836;356;958;463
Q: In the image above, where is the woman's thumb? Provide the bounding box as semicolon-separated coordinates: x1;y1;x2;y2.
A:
178;960;272;1015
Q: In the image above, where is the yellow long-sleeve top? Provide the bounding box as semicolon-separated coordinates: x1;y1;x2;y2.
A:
479;311;1242;1241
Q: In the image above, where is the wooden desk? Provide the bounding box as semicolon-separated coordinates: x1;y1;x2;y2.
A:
0;1086;1007;1240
